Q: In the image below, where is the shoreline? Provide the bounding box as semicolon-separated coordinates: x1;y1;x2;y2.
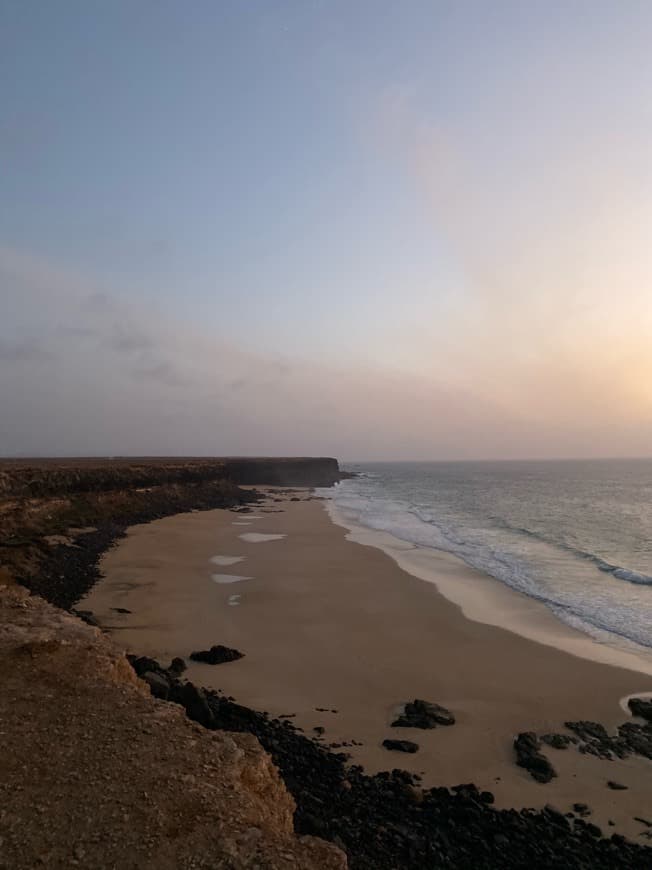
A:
324;497;652;678
82;488;652;841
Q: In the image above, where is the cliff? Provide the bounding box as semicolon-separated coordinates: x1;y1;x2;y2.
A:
0;456;345;608
0;582;345;869
0;456;345;498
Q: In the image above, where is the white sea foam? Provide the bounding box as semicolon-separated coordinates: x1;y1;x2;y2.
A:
321;495;652;677
232;521;252;526
210;555;245;566
211;574;253;584
238;533;286;543
320;464;652;669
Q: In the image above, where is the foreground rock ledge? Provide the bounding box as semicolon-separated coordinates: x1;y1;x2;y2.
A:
0;584;345;870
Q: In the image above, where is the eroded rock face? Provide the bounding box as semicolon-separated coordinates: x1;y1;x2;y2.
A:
0;586;346;870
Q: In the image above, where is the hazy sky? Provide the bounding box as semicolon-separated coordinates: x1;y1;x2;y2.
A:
2;1;652;459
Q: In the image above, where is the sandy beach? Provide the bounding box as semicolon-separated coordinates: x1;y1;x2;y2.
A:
82;488;652;840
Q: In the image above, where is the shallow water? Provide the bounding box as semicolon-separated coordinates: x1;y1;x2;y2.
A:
324;460;652;655
210;573;252;584
210;555;245;566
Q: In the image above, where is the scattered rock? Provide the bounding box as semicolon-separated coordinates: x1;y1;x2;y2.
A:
123;657;652;870
142;671;169;700
541;733;575;749
607;781;628;790
111;607;132;614
573;803;591;817
382;739;419;753
628;698;652;722
189;645;244;665
392;699;455;729
168;657;187;676
314;726;325;735
565;721;609;742
563;718;652;762
514;732;557;783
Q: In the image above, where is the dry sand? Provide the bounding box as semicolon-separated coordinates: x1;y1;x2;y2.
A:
82;490;652;840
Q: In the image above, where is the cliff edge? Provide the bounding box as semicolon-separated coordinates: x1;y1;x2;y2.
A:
0;582;345;869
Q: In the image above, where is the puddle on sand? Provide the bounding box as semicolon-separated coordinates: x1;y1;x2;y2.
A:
228;594;241;606
232;521;252;526
210;555;245;566
211;574;253;584
238;533;286;543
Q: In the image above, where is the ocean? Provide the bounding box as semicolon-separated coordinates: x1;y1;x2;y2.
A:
325;459;652;658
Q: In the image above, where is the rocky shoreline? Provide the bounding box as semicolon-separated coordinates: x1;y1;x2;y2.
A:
128;654;652;869
3;459;652;868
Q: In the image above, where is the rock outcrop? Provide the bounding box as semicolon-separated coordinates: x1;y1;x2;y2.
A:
190;644;245;665
514;731;557;783
391;698;455;728
0;584;345;870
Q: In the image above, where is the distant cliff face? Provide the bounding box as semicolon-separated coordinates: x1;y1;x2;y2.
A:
222;457;344;487
0;456;345;498
0;457;345;608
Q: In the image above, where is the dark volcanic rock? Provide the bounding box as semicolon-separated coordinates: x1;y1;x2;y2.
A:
124;658;652;870
565;720;609;742
540;733;575;750
189;645;244;665
514;732;557;783
563;718;652;762
142;670;170;699
127;655;164;677
607;781;628;790
111;607;132;614
72;609;99;626
392;699;455;729
628;697;652;722
168;656;187;676
382;739;419;753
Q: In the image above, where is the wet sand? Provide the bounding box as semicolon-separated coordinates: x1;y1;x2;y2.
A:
82;490;652;839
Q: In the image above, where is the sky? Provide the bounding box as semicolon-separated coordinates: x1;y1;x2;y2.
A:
2;0;652;460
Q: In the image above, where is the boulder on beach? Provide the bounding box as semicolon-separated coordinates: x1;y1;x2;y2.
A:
392;699;455;729
382;739;419;753
142;670;170;700
513;732;556;783
628;697;652;721
190;645;244;665
168;656;187;676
